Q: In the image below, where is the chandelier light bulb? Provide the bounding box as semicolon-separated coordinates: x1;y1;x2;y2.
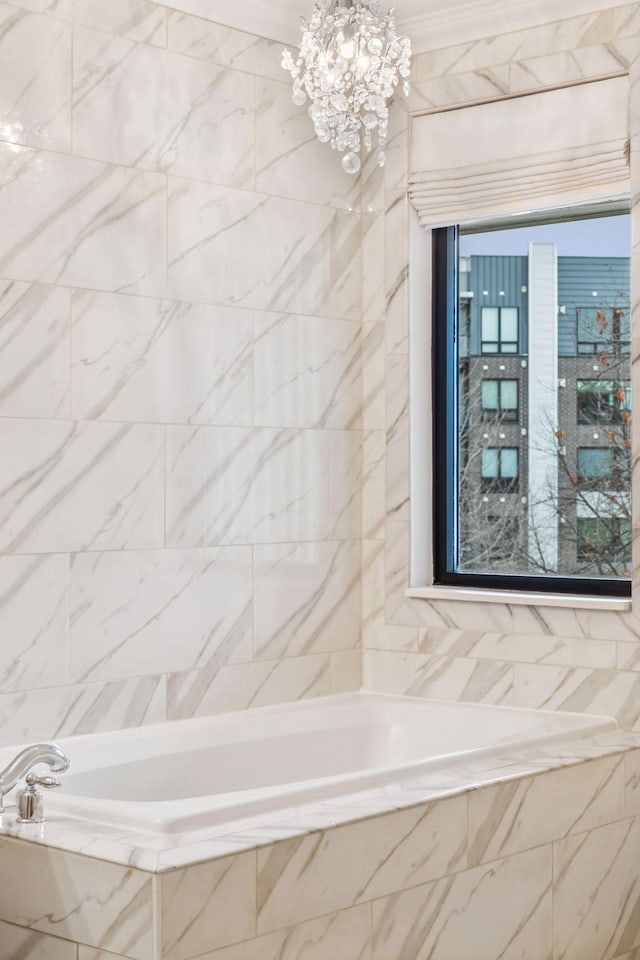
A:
282;0;412;175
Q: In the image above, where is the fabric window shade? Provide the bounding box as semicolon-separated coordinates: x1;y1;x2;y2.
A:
409;77;629;228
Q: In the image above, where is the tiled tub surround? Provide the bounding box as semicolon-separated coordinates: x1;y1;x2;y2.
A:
0;709;639;960
0;0;364;745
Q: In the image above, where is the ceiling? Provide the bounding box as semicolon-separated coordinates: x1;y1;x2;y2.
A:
157;0;631;52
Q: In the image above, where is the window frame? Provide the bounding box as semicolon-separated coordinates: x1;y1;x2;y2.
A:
432;224;630;599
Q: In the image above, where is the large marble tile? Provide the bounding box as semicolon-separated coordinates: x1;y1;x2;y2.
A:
0;920;76;960
70;547;251;682
165;426;335;546
0;280;69;418
256;796;467;932
73;28;254;186
468;755;625;865
168;179;361;321
71;291;252;425
0;554;67;693
330;649;363;693
0;419;164;554
167;655;331;720
253;313;361;430
384;190;409;355
0;837;153;958
79;952;133;960
10;0;166;43
328;430;363;540
362;213;385;326
625;749;640;817
554;816;640;960
514;663;640;731
167;11;284;80
0;145;166;296
189;905;370;960
386;353;409;523
371;846;552;960
0;675;166;744
161;852;256;960
253;541;360;659
362;539;385;650
422;626;617;669
0;4;70;151
362;322;385;430
255;78;360;210
365;649;514;705
363;430;385;540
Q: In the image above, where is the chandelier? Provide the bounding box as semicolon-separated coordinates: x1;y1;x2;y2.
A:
282;0;411;175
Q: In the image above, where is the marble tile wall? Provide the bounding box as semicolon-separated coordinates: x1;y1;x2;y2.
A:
0;0;364;746
365;2;640;730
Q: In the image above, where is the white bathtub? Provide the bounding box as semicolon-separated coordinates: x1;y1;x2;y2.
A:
2;693;617;836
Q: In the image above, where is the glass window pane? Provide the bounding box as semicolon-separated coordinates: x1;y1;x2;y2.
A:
456;208;631;581
482;380;499;410
481;449;499;478
578;448;611;479
481;307;499;342
500;448;519;478
500;307;518;343
501;380;518;410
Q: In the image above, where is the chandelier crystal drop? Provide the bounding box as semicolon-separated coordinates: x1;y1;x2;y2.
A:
282;0;411;175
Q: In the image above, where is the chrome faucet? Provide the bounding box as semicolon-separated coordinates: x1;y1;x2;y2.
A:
0;743;70;817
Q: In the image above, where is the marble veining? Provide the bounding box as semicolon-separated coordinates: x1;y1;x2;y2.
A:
71;291;252;425
73;28;255;187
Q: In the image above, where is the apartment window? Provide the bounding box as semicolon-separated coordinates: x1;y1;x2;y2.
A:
482;379;519;421
481;448;519;491
577;380;629;424
432;207;632;598
576;447;627;489
577;517;631;562
481;307;519;354
577;307;630;356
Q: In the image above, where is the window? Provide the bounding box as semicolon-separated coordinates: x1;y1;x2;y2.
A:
481;307;519;353
577;307;630;356
577;517;631;562
576;447;626;489
432;207;632;597
576;447;613;483
482;379;519;421
481;448;519;491
577;380;630;423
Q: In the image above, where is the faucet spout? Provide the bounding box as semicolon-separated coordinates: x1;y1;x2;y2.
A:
0;743;70;812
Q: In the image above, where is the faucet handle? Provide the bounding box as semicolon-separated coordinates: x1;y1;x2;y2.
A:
25;773;62;789
17;773;63;823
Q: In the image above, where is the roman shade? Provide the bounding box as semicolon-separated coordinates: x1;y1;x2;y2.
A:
409;76;629;228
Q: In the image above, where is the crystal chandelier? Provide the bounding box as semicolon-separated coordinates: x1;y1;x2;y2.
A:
282;0;411;175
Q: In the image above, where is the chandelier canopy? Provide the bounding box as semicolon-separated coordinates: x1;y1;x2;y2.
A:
282;0;411;175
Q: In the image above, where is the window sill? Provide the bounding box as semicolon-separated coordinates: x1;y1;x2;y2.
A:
405;585;631;612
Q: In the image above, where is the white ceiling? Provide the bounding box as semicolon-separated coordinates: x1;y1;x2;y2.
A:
157;0;632;52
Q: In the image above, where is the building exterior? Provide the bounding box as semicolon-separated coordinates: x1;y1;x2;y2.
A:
458;245;631;580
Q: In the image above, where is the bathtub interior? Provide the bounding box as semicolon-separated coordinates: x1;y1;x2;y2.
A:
0;693;619;836
53;692;617;802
